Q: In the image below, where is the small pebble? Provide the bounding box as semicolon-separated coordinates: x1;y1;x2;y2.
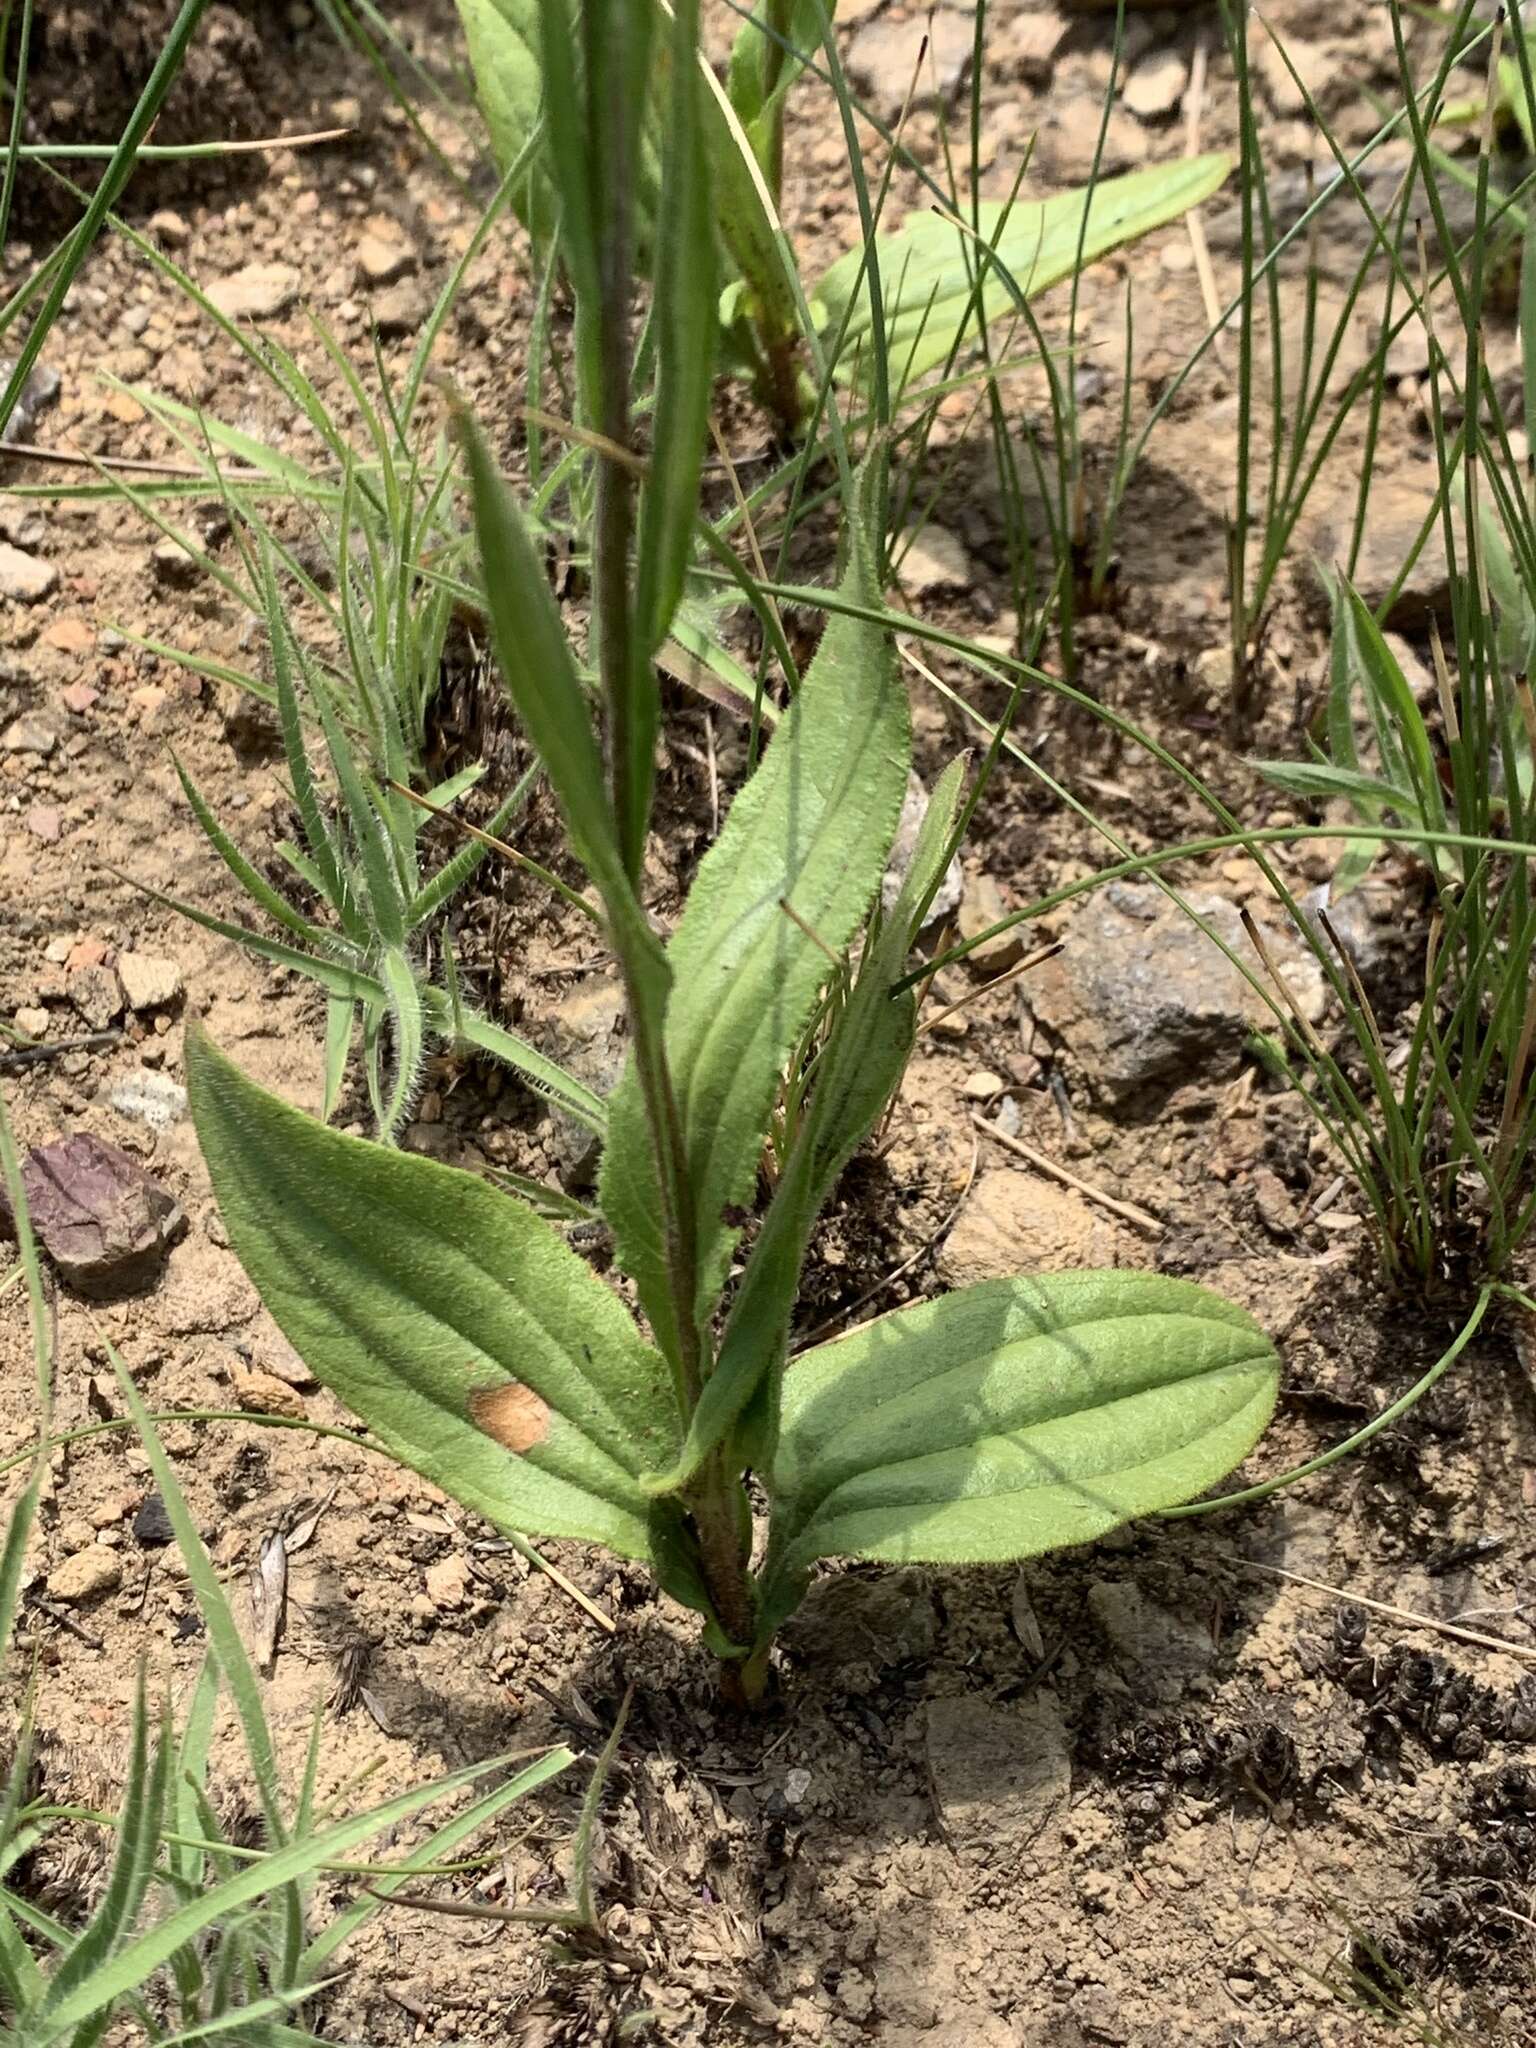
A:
424;1554;473;1609
46;1547;123;1606
0;542;59;602
231;1366;307;1420
108;1068;188;1131
117;952;183;1012
963;1070;1007;1101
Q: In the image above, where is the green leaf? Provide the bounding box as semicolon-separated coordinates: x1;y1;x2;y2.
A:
171;750;328;948
699;18;802;380
1341;579;1449;869
726;0;832;176
1479;496;1536;677
634;0;714;664
453;0;559;244
449;1006;607;1133
30;1748;571;2044
761;1272;1278;1633
187;1030;681;1562
37;1677;170;2028
376;945;424;1142
600;457;911;1367
457;410;669;1004
322;993;354;1122
812;153;1233;387
313;693;407;948
1251;759;1416;811
649;758;969;1492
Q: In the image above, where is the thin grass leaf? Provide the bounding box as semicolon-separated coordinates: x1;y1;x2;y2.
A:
812;155;1233;387
36;1677;170;2024
0;0;212;435
457;411;669;1000
172;754;329;947
149;1983;340;2047
31;1749;562;2045
406;763;539;927
634;0;714;661
110;1366;289;1851
300;1749;573;1973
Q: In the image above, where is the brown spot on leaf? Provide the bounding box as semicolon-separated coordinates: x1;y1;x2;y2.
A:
469;1381;551;1454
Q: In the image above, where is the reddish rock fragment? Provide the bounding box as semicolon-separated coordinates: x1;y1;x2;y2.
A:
0;1131;186;1297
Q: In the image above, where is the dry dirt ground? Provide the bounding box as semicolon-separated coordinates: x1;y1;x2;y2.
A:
3;2;1536;2044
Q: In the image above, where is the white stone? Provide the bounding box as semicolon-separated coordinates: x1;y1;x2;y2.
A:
109;1068;188;1130
0;542;58;603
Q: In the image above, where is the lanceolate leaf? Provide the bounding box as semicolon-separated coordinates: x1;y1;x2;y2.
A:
454;0;560;244
187;1031;681;1561
459;412;670;1006
812;154;1233;387
697;16;801;378
726;0;835;179
647;759;970;1493
760;1272;1279;1634
634;0;714;665
600;458;911;1368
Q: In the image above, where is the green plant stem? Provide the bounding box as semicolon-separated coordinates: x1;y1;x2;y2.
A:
687;1454;759;1663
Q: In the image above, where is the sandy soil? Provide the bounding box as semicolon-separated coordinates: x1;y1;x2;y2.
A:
3;3;1535;2043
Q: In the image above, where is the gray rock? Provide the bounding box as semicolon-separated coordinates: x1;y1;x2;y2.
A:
147;209;191;246
1254;28;1328;115
357;231;416;285
46;1548;123;1605
371;279;433;337
68;965;123;1032
1020;882;1298;1108
1086;1579;1215;1704
1321;485;1457;626
1298;879;1402;984
1048;98;1149;177
957;870;1025;975
1123;51;1188;119
2;710;60;754
845;11;973;115
925;1693;1071;1865
896;522;973;598
0;359;61;446
997;8;1069;83
0;1131;186;1297
0;504;45;549
109;1068;189;1131
881;772;964;925
150;537;200;588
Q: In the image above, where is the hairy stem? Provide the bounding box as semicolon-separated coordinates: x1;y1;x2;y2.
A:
687;1454;759;1661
